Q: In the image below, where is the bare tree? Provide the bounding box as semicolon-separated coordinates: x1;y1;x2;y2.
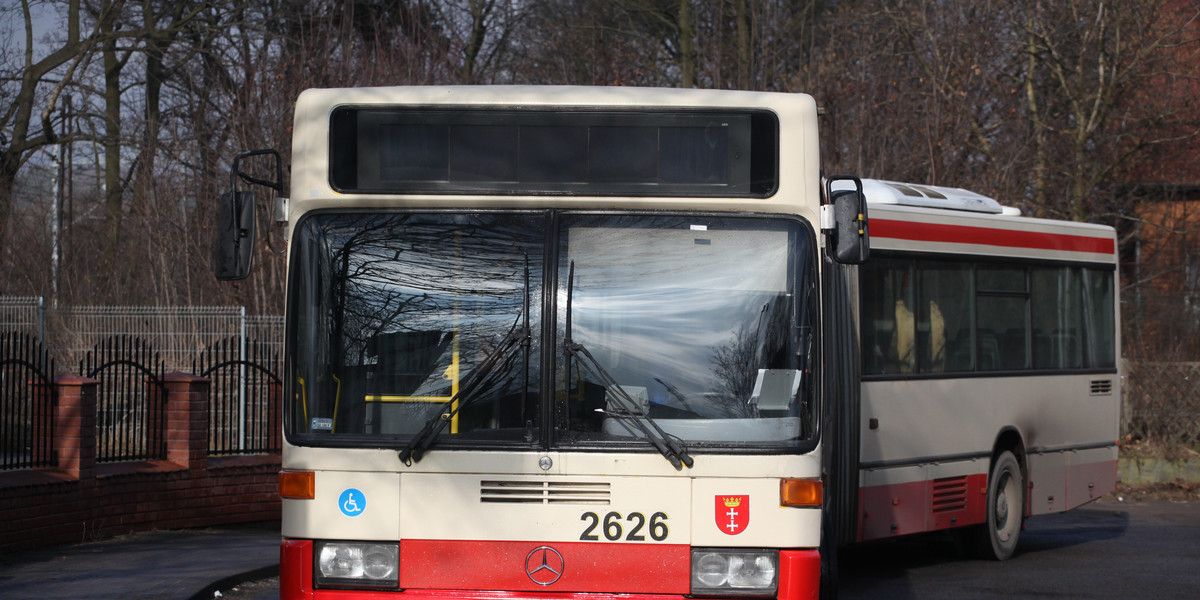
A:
1;0;101;262
1016;0;1200;222
426;0;522;84
1;0;1197;370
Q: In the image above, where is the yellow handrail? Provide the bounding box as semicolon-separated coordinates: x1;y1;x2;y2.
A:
363;342;461;433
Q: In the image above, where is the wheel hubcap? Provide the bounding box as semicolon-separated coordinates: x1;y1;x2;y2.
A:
995;473;1017;542
996;488;1009;525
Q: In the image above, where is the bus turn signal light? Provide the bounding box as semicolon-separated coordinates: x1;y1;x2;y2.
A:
780;478;823;507
279;470;315;499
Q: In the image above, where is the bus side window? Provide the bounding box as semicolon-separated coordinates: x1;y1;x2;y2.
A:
917;261;971;373
864;258;1113;376
976;265;1030;371
1031;267;1082;369
861;258;915;374
1082;268;1117;369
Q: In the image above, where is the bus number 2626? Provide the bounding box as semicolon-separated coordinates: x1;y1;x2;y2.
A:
580;511;668;541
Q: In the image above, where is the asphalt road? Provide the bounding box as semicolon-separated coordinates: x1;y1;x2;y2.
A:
215;499;1200;600
840;498;1200;599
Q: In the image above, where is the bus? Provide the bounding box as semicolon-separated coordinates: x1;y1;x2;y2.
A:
835;180;1120;561
214;86;1119;600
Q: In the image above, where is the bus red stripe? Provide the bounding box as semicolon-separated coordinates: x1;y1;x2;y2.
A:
872;219;1115;255
400;540;690;593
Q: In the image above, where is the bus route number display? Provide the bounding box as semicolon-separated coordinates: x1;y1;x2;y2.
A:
579;511;669;541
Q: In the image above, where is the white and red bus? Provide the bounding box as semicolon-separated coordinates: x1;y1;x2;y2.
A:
214;86;1119;600
833;180;1120;561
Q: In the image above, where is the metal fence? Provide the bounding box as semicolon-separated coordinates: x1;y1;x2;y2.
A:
0;298;282;372
0;298;283;468
81;337;168;463
51;306;282;373
194;336;281;456
0;332;56;470
0;297;44;340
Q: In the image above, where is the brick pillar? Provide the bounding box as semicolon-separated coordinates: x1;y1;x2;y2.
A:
162;372;210;471
145;377;167;460
53;374;99;481
268;379;282;451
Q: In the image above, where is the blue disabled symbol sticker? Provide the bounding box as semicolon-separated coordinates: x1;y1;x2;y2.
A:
339;488;366;517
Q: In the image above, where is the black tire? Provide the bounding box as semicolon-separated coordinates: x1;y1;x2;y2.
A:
819;509;839;600
978;450;1024;560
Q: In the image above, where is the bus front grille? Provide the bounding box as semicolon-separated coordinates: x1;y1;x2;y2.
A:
480;480;611;505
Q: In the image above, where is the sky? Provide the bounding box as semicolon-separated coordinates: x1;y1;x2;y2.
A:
1;2;59;57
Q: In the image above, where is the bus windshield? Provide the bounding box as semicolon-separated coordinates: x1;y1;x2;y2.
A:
286;212;818;452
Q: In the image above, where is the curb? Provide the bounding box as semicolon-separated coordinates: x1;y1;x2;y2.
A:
1118;457;1200;485
188;564;280;600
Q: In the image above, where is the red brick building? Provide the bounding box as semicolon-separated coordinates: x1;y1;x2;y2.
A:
1119;1;1200;360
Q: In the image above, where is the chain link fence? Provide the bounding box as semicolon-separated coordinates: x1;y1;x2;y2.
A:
1;297;281;372
0;297;45;339
1123;361;1200;448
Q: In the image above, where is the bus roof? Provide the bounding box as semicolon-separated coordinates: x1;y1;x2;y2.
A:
863;179;1117;264
861;179;1018;215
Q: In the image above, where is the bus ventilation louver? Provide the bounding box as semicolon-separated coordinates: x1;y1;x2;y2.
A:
1089;380;1114;396
479;480;611;505
931;476;969;514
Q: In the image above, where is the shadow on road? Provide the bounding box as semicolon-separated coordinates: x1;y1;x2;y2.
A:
1016;506;1130;555
836;507;1131;599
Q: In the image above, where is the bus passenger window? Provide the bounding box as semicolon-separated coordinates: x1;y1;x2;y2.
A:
860;258;915;374
1082;269;1116;369
976;266;1030;371
917;262;971;373
1031;267;1082;369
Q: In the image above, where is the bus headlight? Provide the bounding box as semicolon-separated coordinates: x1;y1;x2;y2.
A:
315;541;399;588
691;548;778;596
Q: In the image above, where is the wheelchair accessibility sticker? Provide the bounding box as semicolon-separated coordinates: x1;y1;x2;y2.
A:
339;488;366;517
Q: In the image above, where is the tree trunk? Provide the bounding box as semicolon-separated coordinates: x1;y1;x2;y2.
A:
0;158;17;252
133;20;166;217
1024;15;1049;217
678;0;696;88
735;0;751;89
461;0;491;84
99;8;126;293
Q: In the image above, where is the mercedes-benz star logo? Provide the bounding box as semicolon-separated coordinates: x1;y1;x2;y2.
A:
524;546;564;586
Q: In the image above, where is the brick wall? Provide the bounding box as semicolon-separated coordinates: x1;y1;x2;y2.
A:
0;374;280;553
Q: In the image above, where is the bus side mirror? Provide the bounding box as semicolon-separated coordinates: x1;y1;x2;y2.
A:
213;149;284;281
824;176;870;264
215;190;256;280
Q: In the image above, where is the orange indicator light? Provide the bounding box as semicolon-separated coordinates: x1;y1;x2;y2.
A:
780;478;823;507
279;470;315;499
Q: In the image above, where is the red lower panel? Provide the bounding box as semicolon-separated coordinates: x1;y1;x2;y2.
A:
281;539;315;600
282;540;821;600
400;540;689;593
857;474;987;542
858;457;1118;543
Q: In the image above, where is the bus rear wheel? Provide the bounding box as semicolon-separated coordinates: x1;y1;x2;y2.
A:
971;450;1023;560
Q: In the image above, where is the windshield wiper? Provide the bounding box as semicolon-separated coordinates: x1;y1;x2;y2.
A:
653;377;691;408
399;255;533;466
564;262;694;470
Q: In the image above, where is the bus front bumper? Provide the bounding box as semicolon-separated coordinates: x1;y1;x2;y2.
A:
281;539;820;600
